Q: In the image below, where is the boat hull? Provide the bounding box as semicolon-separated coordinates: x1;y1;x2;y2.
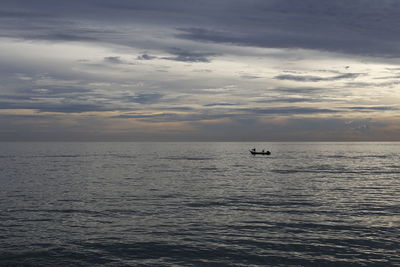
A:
250;150;271;155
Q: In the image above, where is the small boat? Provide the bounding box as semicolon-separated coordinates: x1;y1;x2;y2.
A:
249;150;271;155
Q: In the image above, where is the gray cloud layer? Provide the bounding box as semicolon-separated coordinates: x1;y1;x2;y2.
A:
2;0;400;57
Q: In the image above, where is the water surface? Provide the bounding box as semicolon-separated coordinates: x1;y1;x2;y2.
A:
0;142;399;266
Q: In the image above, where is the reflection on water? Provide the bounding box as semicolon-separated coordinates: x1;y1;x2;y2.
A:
0;142;399;266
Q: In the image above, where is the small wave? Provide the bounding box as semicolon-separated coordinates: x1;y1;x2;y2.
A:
20;218;54;222
326;155;389;159
232;164;248;167
57;199;82;203
272;169;400;174
186;201;230;208
108;154;137;159
199;167;220;171
161;157;214;161
186;200;316;208
0;155;15;158
36;155;81;158
6;208;104;216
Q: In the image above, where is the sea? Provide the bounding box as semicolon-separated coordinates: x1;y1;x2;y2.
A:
0;142;399;266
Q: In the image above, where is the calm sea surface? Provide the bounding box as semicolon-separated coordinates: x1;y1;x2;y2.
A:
0;142;399;266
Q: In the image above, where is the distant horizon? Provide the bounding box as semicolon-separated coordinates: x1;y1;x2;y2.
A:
1;0;400;141
2;140;400;143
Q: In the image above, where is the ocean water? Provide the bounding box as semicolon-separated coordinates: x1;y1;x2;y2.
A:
0;142;399;266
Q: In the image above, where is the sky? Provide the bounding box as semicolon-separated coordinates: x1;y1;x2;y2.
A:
1;0;400;141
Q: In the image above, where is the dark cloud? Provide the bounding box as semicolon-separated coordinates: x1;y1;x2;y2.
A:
0;101;114;113
274;87;324;94
255;97;320;103
19;86;92;96
104;56;123;64
0;94;33;101
0;8;48;18
163;48;218;63
137;54;157;60
248;107;342;115
0;87;94;105
25;32;99;42
0;9;118;43
274;73;360;82
2;0;400;57
346;106;399;112
128;93;164;104
0;86;114;113
175;0;400;57
203;103;239;107
160;106;194;111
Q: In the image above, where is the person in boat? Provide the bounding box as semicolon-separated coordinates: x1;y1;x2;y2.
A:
252;148;256;152
262;149;265;153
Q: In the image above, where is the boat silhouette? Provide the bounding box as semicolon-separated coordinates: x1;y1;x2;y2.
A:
249;149;271;155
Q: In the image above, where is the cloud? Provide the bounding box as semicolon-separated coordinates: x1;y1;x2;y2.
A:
19;86;92;96
0;101;113;113
163;48;218;63
0;86;95;108
254;97;321;103
192;69;213;73
273;87;324;94
274;73;360;82
160;106;194;111
240;75;262;79
1;0;400;141
137;54;157;60
3;0;400;58
127;93;164;104
248;107;342;115
25;32;99;42
0;8;48;18
0;86;115;113
203;103;239;107
175;0;400;58
346;106;399;112
114;112;232;122
345;80;400;88
115;106;342;124
104;56;123;64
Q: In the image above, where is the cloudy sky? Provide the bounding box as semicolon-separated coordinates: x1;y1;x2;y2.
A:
1;0;400;141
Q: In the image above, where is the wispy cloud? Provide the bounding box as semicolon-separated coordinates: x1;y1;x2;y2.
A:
274;73;360;82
